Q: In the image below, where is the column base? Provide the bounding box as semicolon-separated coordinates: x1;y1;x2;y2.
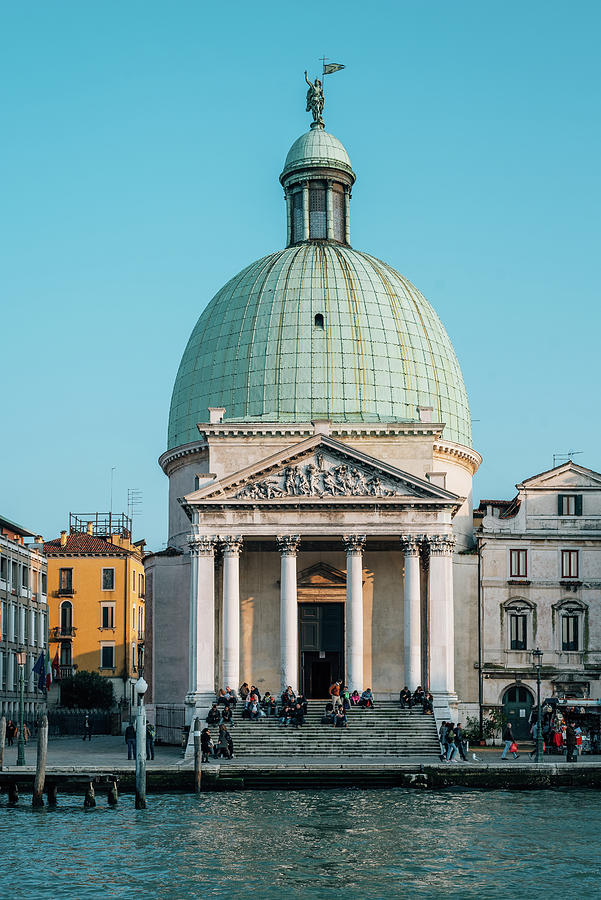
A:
431;691;459;723
183;691;215;758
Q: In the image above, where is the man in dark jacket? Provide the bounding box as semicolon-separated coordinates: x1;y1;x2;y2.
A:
501;722;520;759
125;722;136;760
565;723;577;762
206;703;221;725
201;727;213;763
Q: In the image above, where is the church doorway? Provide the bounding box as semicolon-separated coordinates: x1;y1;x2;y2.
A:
298;603;344;698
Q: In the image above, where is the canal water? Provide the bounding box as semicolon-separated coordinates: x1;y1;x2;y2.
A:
1;788;598;898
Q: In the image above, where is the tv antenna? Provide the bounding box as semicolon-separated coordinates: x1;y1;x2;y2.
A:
127;488;143;532
553;449;583;467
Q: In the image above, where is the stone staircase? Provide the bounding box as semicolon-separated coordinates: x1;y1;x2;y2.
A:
216;700;441;759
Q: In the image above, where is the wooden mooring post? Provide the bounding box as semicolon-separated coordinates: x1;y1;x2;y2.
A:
46;783;58;806
32;714;48;808
84;780;96;808
0;716;6;771
107;779;118;806
194;717;202;794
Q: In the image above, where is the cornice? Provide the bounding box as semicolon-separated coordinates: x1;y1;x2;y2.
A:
434;440;482;475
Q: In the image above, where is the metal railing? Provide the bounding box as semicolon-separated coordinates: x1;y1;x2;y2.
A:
49;626;78;640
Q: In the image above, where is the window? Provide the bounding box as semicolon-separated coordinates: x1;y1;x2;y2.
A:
102;568;115;591
0;556;6;582
60;601;73;634
100;644;115;668
60;642;72;666
314;313;324;329
41;572;47;595
510;549;527;578
510;614;527;650
22;566;28;588
138;607;144;638
132;642;136;671
1;601;5;639
132;604;136;630
59;568;73;593
561;550;579;578
30;609;36;645
332;183;345;242
559;494;582;516
11;561;17;590
562;615;579;651
309;182;326;238
132;570;136;592
138;573;144;598
292;189;304;242
101;605;115;629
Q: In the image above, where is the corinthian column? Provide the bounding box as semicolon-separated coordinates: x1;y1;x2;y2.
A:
401;535;421;689
186;536;216;711
277;535;300;693
221;536;243;692
426;534;456;708
343;534;366;692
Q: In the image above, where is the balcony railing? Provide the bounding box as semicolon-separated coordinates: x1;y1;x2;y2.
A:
59;665;75;678
49;626;78;640
57;587;75;597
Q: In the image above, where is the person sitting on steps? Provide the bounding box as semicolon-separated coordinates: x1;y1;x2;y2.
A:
221;704;233;725
399;686;412;709
206;703;221;725
422;692;434;715
321;702;335;724
334;707;348;728
359;688;375;709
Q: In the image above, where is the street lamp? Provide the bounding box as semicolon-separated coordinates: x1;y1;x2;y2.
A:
15;649;27;766
532;648;544;763
134;675;148;809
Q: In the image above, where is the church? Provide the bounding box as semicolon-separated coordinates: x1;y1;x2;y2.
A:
145;76;482;728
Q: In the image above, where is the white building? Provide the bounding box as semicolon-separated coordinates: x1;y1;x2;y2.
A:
0;515;48;721
145;95;482;728
477;462;601;738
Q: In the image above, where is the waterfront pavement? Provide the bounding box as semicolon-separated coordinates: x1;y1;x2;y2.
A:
2;735;600;769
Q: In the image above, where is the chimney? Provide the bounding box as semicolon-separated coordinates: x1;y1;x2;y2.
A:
35;535;43;543
87;521;94;535
417;406;434;423
208;407;226;424
60;530;67;547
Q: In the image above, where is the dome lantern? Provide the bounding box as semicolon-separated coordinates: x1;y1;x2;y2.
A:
280;74;355;248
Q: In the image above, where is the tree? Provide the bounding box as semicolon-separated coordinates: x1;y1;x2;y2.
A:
60;670;115;710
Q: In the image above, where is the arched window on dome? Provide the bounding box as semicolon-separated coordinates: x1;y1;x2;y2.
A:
314;313;324;329
309;182;326;238
332;183;346;242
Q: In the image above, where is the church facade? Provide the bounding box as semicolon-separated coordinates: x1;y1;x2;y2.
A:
145;87;482;727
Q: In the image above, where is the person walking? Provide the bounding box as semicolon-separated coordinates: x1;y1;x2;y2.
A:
146;721;156;760
125;721;136;760
565;722;577;762
439;720;448;761
501;722;520;760
6;720;15;747
82;715;92;741
455;723;468;761
201;727;213;763
445;723;457;761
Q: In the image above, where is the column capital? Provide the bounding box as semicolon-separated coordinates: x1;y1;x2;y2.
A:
426;534;456;556
400;535;421;556
219;535;243;556
276;534;300;556
343;534;366;554
188;536;217;557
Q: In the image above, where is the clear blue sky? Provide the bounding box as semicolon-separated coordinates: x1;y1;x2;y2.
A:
2;1;600;550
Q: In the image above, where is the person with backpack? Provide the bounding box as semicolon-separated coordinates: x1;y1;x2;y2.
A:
146;721;156;760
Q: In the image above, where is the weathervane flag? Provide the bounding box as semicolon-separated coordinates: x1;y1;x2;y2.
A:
323;62;345;75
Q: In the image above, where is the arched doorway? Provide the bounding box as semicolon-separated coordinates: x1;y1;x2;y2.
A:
502;685;534;740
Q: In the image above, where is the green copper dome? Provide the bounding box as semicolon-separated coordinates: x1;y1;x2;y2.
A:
168;244;472;449
168;124;471;450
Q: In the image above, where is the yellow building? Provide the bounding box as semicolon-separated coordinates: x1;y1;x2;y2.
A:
44;513;145;708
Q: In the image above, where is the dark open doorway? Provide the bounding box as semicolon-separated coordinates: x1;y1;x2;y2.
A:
299;603;344;698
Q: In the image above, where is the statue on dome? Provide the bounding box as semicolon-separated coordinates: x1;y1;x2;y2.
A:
305;71;325;128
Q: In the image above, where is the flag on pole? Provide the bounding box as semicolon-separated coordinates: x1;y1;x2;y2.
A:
33;652;46;690
45;649;53;690
323;63;345;75
51;649;61;681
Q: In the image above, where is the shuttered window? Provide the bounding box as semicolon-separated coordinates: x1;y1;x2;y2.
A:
509;549;527;578
510;614;527;650
562;615;579;651
309;183;326;238
558;494;582;516
561;550;579;578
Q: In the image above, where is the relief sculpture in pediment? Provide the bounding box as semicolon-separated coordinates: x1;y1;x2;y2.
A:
234;454;405;500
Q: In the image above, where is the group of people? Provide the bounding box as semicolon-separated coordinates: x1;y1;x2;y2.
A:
439;720;468;761
200;723;234;761
3;719;30;746
124;721;156;760
399;686;434;714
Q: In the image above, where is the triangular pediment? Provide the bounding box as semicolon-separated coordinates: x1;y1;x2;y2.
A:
520;462;601;491
183;434;461;506
298;562;346;588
